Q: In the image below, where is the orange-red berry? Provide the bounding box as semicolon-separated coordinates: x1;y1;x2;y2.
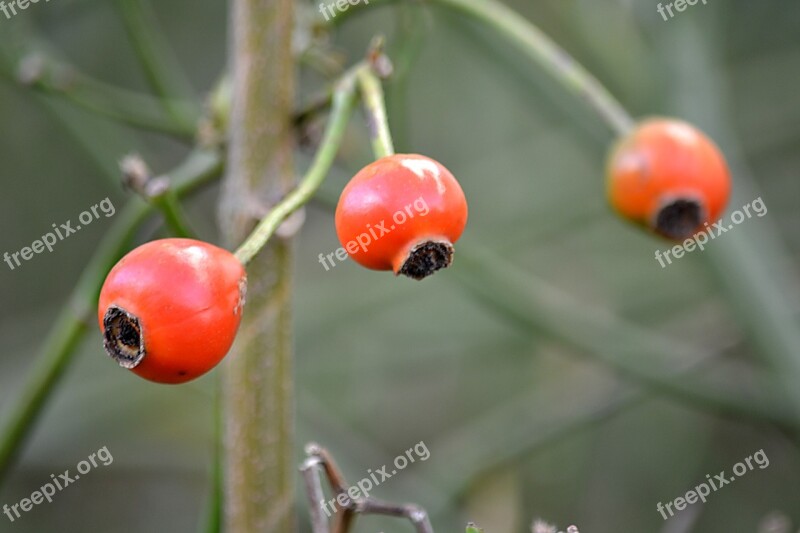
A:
335;154;468;280
606;118;731;240
98;238;246;384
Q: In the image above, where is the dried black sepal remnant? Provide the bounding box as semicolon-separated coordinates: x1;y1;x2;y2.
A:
103;305;145;369
654;198;704;240
398;240;454;281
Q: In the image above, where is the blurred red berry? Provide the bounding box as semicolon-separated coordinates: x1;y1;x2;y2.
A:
607;118;731;240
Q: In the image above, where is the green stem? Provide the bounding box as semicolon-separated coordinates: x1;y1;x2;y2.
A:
310;190;798;432
0;150;222;484
387;4;428;152
233;66;359;265
332;0;635;136
294;90;334;131
9;55;197;139
0;16;195;139
115;0;200;131
450;244;799;429
152;189;196;239
356;66;395;159
123;154;198;237
200;374;223;533
313;187;800;510
0;310;90;483
663;19;800;422
433;359;759;507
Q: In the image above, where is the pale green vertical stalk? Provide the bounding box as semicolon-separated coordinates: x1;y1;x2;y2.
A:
357;67;395;158
219;0;296;530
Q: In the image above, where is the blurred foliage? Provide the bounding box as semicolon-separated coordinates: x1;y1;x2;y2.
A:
1;0;799;531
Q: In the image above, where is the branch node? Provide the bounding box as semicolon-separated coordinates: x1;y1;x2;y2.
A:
17;54;46;86
120;153;152;194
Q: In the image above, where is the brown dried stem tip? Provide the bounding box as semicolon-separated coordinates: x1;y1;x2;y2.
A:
301;442;434;533
102;305;145;369
397;240;455;281
120;154;152;194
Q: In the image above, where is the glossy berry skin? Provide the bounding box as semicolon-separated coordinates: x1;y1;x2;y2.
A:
97;238;246;384
335;154;468;280
606;118;731;240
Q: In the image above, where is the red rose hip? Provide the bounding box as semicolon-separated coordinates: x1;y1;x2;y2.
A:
606;118;731;240
335;154;468;280
98;238;246;384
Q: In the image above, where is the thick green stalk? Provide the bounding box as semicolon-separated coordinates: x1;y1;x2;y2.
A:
219;0;296;530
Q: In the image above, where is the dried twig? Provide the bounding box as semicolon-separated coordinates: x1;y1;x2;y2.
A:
301;442;434;533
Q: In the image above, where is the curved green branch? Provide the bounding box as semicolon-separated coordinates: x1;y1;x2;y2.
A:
357;66;395;159
330;0;635;136
233;64;360;265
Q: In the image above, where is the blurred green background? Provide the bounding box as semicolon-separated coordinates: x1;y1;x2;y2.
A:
1;0;799;531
